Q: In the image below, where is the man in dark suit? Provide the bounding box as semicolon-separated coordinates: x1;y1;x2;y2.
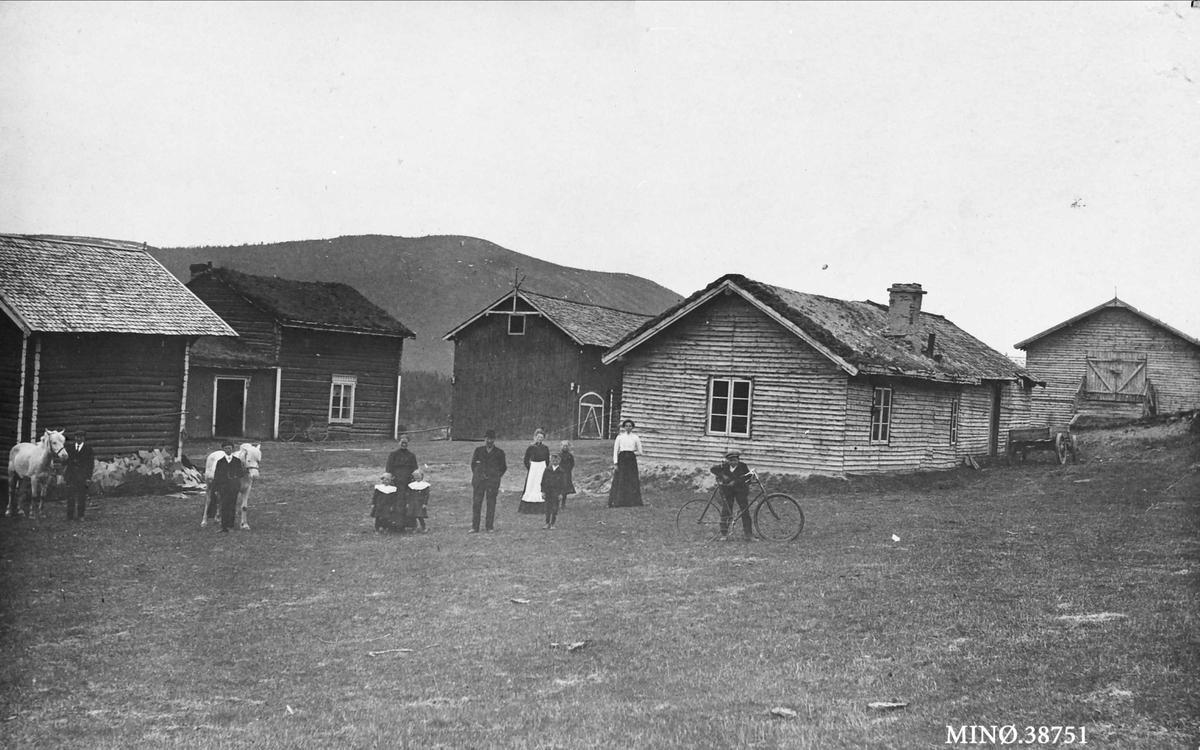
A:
470;429;506;533
710;449;755;541
64;429;95;521
209;440;245;533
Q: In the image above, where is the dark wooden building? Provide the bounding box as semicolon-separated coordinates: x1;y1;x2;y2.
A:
443;289;652;441
185;266;416;441
1015;297;1200;425
0;235;236;475
602;275;1040;476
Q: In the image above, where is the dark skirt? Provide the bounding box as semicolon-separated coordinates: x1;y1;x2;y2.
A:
608;451;643;507
372;487;407;530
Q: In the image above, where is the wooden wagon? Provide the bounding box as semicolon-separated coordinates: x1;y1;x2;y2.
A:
1007;420;1078;465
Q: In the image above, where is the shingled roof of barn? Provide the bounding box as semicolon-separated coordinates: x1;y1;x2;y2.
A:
194;266;416;338
0;234;236;336
606;273;1035;385
443;289;652;348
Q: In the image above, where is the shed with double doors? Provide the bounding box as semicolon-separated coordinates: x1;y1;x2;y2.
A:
602;275;1041;476
443;289;653;441
1015;298;1200;425
184;266;416;441
0;234;236;476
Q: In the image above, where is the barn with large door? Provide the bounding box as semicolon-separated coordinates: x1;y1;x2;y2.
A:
1015;297;1200;425
0;234;235;477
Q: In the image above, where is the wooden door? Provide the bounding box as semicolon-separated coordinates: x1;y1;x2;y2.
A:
214;377;247;437
1085;351;1147;402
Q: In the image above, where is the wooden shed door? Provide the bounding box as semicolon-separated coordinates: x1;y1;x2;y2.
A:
214;378;247;437
1085;352;1147;402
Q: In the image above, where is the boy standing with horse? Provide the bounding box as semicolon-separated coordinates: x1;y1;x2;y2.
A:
208;440;246;533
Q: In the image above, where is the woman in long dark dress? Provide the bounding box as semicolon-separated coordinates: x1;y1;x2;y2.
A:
518;429;550;515
608;419;643;507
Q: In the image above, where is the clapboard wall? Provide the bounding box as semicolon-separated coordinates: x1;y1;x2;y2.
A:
1024;307;1200;426
278;328;402;439
450;311;624;441
619;294;1035;476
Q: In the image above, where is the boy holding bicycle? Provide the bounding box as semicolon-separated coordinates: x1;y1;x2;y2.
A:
710;450;755;541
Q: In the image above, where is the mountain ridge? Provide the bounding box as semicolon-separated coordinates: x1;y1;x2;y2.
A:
150;234;683;374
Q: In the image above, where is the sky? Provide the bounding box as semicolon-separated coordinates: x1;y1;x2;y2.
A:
1;1;1198;356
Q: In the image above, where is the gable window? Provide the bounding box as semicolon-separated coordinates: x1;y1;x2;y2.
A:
508;314;526;335
870;386;892;443
329;375;357;424
708;377;752;436
949;397;960;445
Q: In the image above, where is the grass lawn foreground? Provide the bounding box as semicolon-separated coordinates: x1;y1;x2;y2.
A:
1;418;1198;748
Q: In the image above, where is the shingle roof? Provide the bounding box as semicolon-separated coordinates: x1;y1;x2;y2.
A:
0;234;236;336
1014;297;1200;350
605;274;1034;385
193;267;415;338
443;289;652;347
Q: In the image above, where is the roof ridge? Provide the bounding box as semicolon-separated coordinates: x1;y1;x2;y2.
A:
520;288;651;317
0;233;151;252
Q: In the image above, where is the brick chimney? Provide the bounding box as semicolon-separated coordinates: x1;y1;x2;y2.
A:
886;283;929;354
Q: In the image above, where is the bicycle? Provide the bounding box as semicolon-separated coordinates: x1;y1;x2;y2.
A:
278;415;331;443
676;470;804;542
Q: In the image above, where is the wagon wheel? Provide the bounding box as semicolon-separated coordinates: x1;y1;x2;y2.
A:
306;421;330;442
1054;433;1069;465
278;420;299;442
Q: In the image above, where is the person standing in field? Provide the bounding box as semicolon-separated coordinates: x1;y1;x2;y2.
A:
470;430;507;533
517;429;550;515
407;468;430;533
381;434;418;532
540;452;567;530
63;429;95;521
608;419;643;507
209;439;246;533
710;449;755;541
557;440;576;509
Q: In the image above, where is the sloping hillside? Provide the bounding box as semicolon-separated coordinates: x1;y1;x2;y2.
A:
151;235;682;373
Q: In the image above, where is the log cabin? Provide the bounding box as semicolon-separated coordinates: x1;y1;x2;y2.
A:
185;266;416;441
0;235;236;475
601;274;1041;476
443;289;653;441
1015;298;1200;425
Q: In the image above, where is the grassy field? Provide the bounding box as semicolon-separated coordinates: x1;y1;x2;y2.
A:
1;419;1197;749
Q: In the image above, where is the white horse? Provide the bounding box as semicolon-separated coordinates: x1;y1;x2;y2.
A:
200;443;262;530
7;429;68;518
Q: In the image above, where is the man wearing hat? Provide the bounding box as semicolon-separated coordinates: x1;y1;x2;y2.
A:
63;430;95;521
208;439;246;532
710;449;755;541
469;430;507;533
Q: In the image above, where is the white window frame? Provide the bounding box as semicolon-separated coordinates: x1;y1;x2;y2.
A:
949;397;960;445
870;386;892;444
329;374;357;424
508;314;526;335
707;376;752;437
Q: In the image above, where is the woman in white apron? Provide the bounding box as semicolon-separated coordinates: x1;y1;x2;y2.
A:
518;429;550;515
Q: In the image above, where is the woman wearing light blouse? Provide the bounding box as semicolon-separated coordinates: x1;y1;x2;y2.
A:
608;419;644;507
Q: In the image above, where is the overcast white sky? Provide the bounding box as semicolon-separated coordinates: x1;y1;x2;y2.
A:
2;1;1197;355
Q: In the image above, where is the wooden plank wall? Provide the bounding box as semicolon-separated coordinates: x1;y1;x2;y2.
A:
1025;308;1200;425
450;313;585;441
278;328;401;439
0;316;25;477
620;295;850;474
185;367;277;440
187;275;279;355
35;333;187;460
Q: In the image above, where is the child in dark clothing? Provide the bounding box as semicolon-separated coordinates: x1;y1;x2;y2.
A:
540;453;567;529
558;440;576;509
710;450;755;541
407;469;430;532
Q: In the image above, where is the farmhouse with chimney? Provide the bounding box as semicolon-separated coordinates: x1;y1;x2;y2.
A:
602;275;1041;476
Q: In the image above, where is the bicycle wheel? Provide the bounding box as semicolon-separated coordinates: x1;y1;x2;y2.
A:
307;421;330;442
278;420;299;442
754;493;804;541
676;499;726;543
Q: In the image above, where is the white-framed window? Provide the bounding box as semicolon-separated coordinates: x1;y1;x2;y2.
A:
708;377;752;436
329;374;357;424
949;397;959;445
508;314;526;335
870;386;892;443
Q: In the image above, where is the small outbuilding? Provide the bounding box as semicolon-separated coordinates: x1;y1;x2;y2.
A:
443;288;652;440
1015;297;1200;425
602;274;1040;476
0;235;236;474
185;266;416;441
